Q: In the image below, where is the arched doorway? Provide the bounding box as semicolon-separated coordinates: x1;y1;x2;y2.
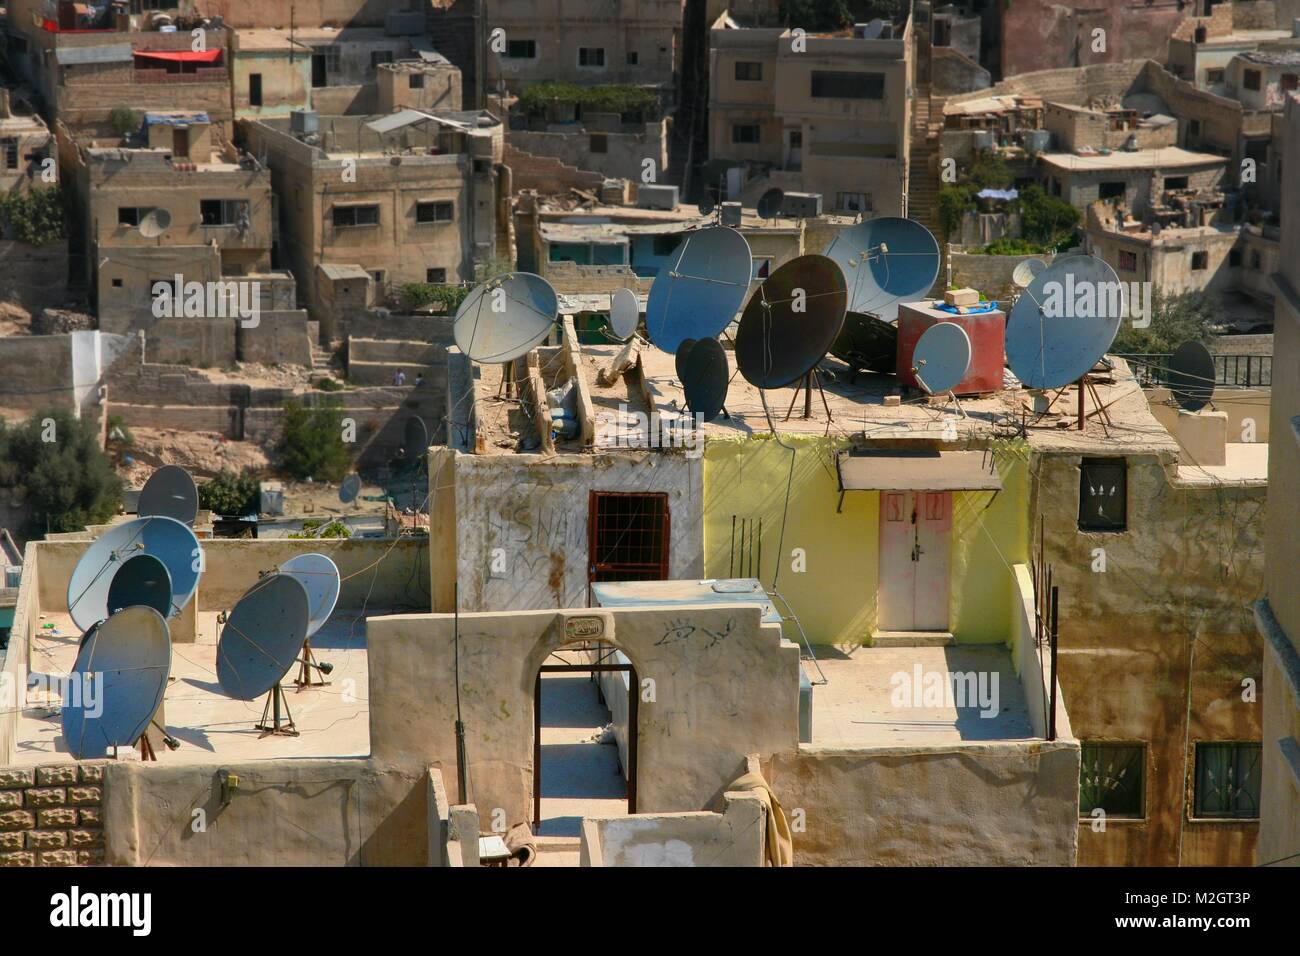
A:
532;639;638;835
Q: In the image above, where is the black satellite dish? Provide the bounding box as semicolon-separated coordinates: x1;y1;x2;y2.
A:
1167;341;1216;411
679;337;728;422
106;553;173;618
697;194;715;217
675;338;698;383
757;188;784;220
830;312;899;375
735;254;848;389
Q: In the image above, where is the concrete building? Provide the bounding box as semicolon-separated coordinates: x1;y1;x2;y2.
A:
995;0;1192;79
1256;91;1300;869
0;89;53;195
708;8;913;216
242;108;506;337
1039;148;1228;220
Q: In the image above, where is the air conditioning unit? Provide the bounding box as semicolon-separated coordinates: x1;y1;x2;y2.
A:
781;192;823;218
638;184;679;211
290;110;319;135
720;202;742;226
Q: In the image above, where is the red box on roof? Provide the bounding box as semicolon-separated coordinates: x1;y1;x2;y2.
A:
896;301;1006;396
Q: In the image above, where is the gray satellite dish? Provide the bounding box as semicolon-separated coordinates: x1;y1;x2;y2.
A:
911;322;973;395
106;553;173;618
757;188;784;220
861;18;885;39
404;415;429;464
830;312;898;374
646;226;753;354
1006;255;1125;389
1012;257;1047;290
1167;341;1216;411
678;337;729;422
67;516;202;632
824;218;941;322
62;606;171;759
339;473;362;504
216;573;311;701
138;464;199;525
279;553;340;638
138;207;172;239
609;287;639;341
453;272;559;364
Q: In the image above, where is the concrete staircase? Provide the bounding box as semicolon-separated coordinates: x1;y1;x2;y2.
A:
907;84;945;239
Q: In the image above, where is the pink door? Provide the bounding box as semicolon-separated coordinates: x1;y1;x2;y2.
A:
878;491;952;631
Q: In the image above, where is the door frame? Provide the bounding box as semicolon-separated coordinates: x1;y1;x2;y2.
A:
877;489;953;632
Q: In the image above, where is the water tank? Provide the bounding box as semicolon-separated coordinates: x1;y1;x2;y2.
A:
1023;128;1051;153
638;184;679;211
291;110;319;135
720;202;742;226
781;192;823;218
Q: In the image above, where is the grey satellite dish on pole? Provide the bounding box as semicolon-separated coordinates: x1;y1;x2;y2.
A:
646;226;753;354
1006;255;1125;390
67;516;202;632
279;553;340;638
697;195;716;217
735;254;848;389
677;337;729;422
823;217;941;322
609;287;639;341
911;322;973;395
216;573;310;702
138;464;199;525
339;473;362;504
106;553;173;618
453;272;559;364
138;207;172;239
62;605;172;759
1012;257;1047;289
1168;341;1217;411
757;188;784;220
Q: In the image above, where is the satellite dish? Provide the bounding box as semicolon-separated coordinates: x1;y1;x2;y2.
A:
216;573;311;701
645;226;753;354
67;516;202;632
823;217;941;322
339;473;362;504
830;312;898;374
62;606;171;759
138;207;172;239
1012;257;1047;289
678;337;728;422
138;464;199;526
609;287;639;341
1006;255;1125;389
861;17;885;39
1167;341;1216;411
735;254;848;389
279;553;340;638
697;194;716;217
404;415;429;464
757;188;784;220
911;323;973;395
453;272;558;364
106;553;173;618
674;338;698;383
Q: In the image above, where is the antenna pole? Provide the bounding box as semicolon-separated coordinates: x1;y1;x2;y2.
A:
454;582;469;804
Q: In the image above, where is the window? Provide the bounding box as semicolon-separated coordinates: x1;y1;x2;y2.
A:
1164;176;1189;190
1193;743;1261;819
627;51;638;65
1229;248;1242;267
200;199;249;227
118;207;142;226
810;70;884;99
1080;743;1144;818
1206;68;1225;84
1191;250;1208;270
333;204;380;227
370;51;394;69
732;124;761;144
578;47;606;68
1251;250;1262;270
1245;139;1268;164
2;139;17;170
1284;73;1299;92
1243;68;1261;91
589;133;608;154
588;492;670;583
249;73;263;107
505;40;536;59
1118;250;1138;272
752;257;771;279
837;192;872;213
312;45;340;87
409;72;424;89
1189;118;1201;138
415;200;454;224
1099;181;1126;201
735;61;763;81
1079;458;1127;531
426;268;447;283
652;236;681;256
111;277;123;288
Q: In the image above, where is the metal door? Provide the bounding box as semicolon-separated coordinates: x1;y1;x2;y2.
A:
878;491;951;631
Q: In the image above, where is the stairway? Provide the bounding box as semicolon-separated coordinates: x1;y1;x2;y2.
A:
907;84;945;238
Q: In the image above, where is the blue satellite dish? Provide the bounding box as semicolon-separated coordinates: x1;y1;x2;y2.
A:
823;217;940;322
62;605;171;759
106;553;173;618
912;322;973;395
453;272;558;364
138;465;199;526
216;573;311;701
279;553;340;638
1006;255;1124;390
66;516;202;632
646;226;753;354
339;473;362;504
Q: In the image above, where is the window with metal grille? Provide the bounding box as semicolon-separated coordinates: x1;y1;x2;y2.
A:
2;140;17;170
1080;742;1144;818
506;40;536;59
1118;250;1138;272
1079;458;1126;531
732;124;760;144
416;200;453;223
735;61;762;81
333;204;379;227
578;47;606;68
588;492;669;583
810;70;884;99
1194;742;1261;819
200;199;249;227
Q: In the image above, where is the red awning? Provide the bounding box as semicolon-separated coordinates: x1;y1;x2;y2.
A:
133;49;223;63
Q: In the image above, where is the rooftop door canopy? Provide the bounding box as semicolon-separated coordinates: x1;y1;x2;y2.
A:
836;449;1002;511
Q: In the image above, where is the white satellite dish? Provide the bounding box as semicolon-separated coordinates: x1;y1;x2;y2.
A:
609;288;639;341
138;208;172;239
1012;257;1047;290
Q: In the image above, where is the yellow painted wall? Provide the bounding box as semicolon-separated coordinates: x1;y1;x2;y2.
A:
702;435;1029;646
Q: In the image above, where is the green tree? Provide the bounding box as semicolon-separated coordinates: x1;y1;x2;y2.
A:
278;398;352;482
967;152;1014;190
0;409;122;537
937;184;973;240
109;107;139;139
778;0;854;29
1112;290;1220;355
1015;184;1079;247
0;187;68;246
197;468;262;516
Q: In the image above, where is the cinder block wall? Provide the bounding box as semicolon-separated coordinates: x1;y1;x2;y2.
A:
0;764;106;867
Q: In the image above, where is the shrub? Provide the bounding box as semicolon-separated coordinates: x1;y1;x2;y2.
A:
517;82;661;120
198;468;262;516
1112;290;1220;355
109;107;139;140
278;398;351;482
0;187;68;246
399;282;471;313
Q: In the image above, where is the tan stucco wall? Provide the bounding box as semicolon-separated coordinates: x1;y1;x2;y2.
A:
580;792;766;866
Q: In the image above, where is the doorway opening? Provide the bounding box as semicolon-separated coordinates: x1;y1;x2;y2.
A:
533;640;638;836
877;490;952;632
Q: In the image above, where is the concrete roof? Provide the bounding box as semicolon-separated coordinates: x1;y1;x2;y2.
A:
1039;147;1229;172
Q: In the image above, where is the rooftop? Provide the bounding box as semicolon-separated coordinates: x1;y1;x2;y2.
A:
1038;147;1229;172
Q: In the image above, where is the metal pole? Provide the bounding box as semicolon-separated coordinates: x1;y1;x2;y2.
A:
1048;585;1059;741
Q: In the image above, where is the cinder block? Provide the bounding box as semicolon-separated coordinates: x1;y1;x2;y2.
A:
36;766;79;786
0;769;34;789
79;764;105;784
0;851;35;867
68;787;102;806
38;849;77;867
0;810;35;831
26;830;68;850
38;808;78;828
70;829;103;849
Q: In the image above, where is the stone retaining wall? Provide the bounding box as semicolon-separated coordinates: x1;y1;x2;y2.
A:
0;763;106;867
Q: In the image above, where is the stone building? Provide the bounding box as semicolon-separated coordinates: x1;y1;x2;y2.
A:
0;90;54;195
